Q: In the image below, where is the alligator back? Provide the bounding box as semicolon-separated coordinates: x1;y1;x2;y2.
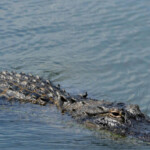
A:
0;71;67;106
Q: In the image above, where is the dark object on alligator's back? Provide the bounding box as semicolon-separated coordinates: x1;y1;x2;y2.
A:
0;71;150;142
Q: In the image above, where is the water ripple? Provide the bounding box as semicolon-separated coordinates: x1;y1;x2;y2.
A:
1;0;150;149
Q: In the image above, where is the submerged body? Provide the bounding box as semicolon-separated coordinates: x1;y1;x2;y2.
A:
0;71;150;142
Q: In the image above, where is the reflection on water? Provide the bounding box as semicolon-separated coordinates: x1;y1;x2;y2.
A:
0;0;150;149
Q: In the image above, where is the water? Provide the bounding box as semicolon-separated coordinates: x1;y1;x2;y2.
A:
0;0;150;149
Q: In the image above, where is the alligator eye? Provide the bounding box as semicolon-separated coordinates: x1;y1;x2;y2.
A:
111;112;120;117
109;110;125;122
109;111;121;118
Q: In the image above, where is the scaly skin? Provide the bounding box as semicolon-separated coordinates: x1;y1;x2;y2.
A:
0;71;150;142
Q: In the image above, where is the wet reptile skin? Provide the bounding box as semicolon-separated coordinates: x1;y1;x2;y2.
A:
1;71;150;142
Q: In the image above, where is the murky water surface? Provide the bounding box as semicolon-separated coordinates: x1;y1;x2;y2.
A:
0;0;150;149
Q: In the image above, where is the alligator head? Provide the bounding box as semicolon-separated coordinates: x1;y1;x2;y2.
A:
63;99;150;142
86;101;150;141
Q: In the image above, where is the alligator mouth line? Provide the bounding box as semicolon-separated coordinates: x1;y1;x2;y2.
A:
86;110;123;118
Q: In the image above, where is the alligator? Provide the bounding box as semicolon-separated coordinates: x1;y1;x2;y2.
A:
0;71;150;142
